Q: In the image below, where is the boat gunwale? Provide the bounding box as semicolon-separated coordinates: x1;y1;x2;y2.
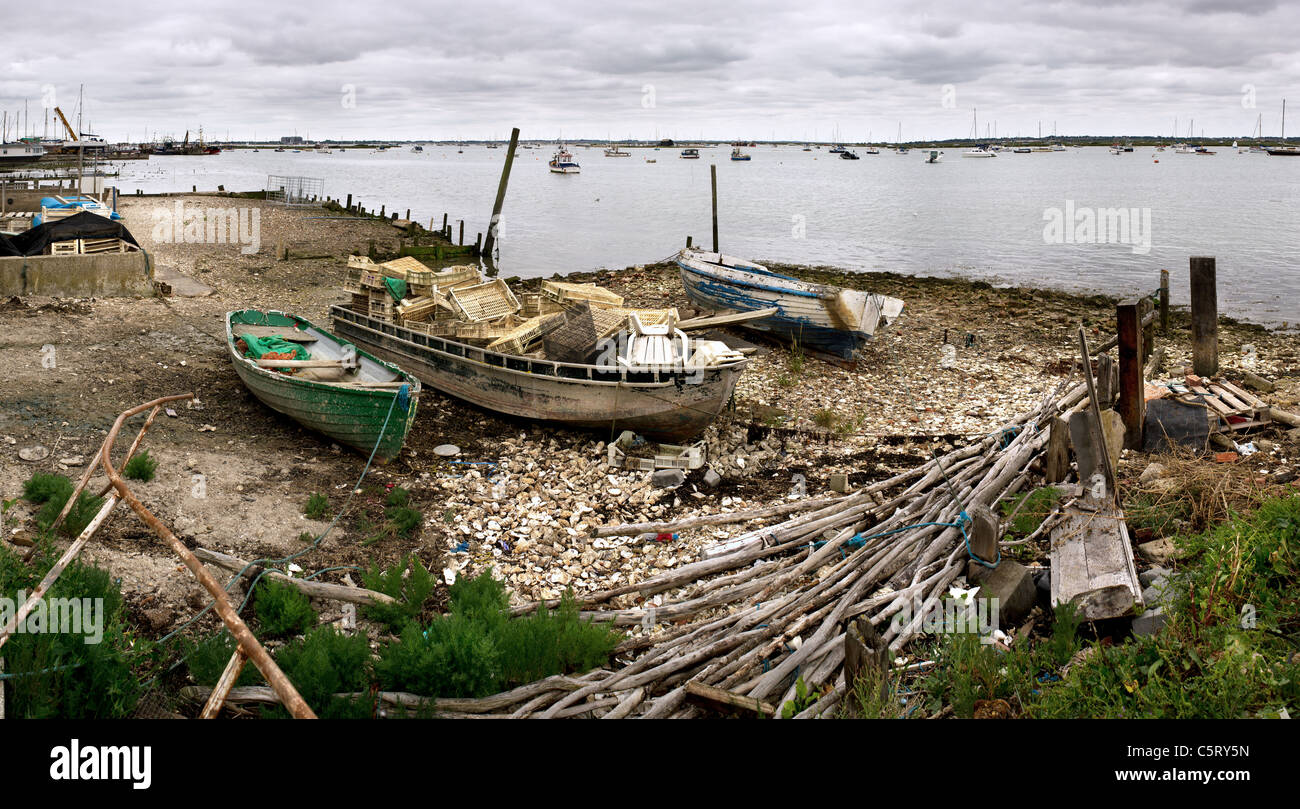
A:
329;304;747;388
675;251;838;300
225;308;422;400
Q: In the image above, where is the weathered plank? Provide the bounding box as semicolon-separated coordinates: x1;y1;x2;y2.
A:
1049;498;1143;620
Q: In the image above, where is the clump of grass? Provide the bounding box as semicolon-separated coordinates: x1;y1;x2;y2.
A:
812;409;838;430
22;473;103;537
304;492;329;519
122;450;158;482
362;554;437;633
360;491;423;546
254;578;318;638
787;338;806;375
1000;486;1061;537
776;374;796;389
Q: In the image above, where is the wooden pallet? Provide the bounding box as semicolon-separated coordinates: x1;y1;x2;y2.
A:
1175;378;1271;432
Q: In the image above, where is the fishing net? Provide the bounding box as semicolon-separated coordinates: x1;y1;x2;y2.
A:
240;335;309;361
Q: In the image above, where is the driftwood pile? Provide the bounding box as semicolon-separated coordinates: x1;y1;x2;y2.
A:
198;376;1098;719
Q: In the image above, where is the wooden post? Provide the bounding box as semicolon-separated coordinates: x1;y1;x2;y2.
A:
844;616;888;716
405;208;410;220
475;232;482;255
1096;354;1115;408
1077;328;1118;499
379;204;385;218
1190;256;1218;377
442;212;448;231
1046;415;1071;483
686;235;693;248
1116;300;1145;450
1140;296;1154;362
459;219;464;245
1159;269;1169;333
710;163;719;253
483;127;520;267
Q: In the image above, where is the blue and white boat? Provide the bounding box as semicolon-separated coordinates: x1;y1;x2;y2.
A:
730;147;751;161
549;145;580;173
675;248;904;362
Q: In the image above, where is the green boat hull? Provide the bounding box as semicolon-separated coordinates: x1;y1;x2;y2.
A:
226;310;420;463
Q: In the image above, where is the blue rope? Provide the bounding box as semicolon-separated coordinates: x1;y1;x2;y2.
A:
0;661;83;680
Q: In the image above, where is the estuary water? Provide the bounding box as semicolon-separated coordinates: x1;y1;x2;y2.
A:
110;144;1300;325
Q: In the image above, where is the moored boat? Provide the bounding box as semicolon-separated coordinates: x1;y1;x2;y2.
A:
328;305;746;441
680;148;700;159
674;248;903;362
730;147;751;161
549;145;580;173
226;309;420;463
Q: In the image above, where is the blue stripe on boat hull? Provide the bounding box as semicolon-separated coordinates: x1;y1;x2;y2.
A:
676;260;868;359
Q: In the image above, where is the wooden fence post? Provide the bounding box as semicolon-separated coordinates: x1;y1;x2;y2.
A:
1116;299;1145;450
1190;256;1218;377
710;164;719;253
1159;268;1169;333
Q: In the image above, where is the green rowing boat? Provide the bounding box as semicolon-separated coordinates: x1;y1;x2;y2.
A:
226;309;420;463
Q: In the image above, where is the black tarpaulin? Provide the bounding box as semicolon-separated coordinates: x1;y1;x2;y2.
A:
1143;398;1211;452
0;211;139;257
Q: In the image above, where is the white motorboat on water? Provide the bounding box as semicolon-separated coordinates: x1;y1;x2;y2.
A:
604;143;631;157
680;148;700;159
962;146;996;158
924;150;942;163
549;145;580;173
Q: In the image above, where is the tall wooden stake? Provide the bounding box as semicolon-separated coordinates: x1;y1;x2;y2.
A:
710;163;719;253
1190;256;1218;377
1159;268;1169;333
1116;300;1145;450
483;127;520;268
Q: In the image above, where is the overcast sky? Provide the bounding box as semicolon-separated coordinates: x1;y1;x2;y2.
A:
3;0;1297;142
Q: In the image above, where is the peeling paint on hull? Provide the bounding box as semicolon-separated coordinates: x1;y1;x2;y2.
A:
329;306;747;441
675;249;903;361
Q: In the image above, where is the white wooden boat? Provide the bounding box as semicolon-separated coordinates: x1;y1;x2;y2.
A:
675;248;903;362
549;145;580;173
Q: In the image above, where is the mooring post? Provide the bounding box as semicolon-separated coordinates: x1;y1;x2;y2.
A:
380;204;385;218
442;212;448;232
686;235;693;248
405;208;410;221
1140;296;1154;362
1159;268;1169;333
1190;256;1218;377
483;127;521;267
1116;299;1145;450
459;219;464;246
710;163;719;253
475;232;482;255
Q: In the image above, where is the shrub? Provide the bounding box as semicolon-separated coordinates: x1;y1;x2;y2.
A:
1;550;140;718
362;555;436;633
304;492;329;519
22;473;104;537
123;450;159;482
272;626;374;718
375;617;499;699
254;578;317;638
183;632;263;688
375;571;622;699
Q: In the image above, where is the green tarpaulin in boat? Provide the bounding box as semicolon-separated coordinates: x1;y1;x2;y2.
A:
384;277;407;302
242;334;310;361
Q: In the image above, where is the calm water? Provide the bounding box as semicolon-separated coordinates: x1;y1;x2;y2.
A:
110;145;1300;324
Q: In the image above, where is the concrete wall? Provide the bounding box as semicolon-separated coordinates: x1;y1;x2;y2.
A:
0;251;153;297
